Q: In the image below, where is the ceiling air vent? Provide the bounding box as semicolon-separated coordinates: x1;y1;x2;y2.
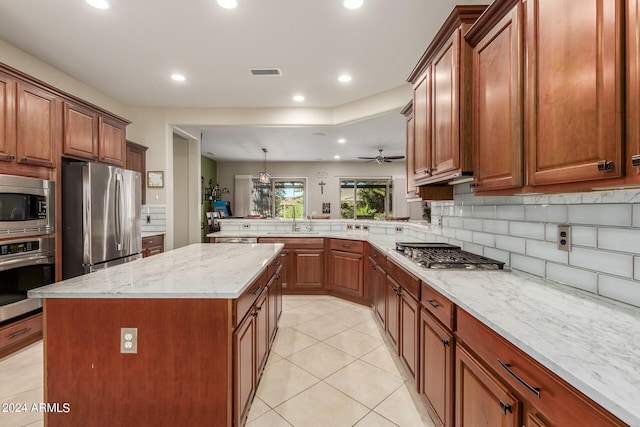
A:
250;68;283;76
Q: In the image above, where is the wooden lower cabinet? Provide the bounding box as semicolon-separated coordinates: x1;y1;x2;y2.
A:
330;250;364;298
234;306;256;427
369;257;386;324
0;311;43;358
142;234;164;258
258;238;324;293
420;309;453;427
399;290;419;381
455;343;521;427
385;274;401;349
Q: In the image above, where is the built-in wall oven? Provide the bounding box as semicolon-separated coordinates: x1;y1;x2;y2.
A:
0;236;55;323
0;174;55;237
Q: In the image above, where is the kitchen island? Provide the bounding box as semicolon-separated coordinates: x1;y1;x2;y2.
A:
28;243;284;427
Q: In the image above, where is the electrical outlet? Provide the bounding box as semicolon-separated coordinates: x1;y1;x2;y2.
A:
346;225;353;230
121;328;138;354
146;215;151;224
557;225;571;252
363;225;369;231
242;223;251;229
355;225;361;230
395;226;403;233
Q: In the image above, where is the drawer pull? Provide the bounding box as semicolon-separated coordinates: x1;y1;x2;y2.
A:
253;286;262;296
498;359;541;398
426;299;439;308
441;339;449;346
499;401;512;415
8;327;32;339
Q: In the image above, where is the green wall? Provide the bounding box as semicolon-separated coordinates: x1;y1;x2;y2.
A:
201;156;218;242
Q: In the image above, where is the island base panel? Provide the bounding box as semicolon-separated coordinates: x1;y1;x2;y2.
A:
43;298;232;427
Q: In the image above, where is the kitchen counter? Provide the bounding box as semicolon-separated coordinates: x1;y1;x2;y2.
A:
28;243;283;299
209;229;640;426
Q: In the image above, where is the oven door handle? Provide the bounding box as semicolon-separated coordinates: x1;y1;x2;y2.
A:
0;254;55;273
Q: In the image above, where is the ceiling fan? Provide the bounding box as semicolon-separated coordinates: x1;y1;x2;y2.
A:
357;149;405;164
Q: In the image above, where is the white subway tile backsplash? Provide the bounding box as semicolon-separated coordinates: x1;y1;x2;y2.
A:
483;219;509;235
597;228;640;253
472;232;495;247
570;226;598;247
496;205;525;221
568;204;632;227
511;254;545;277
455;229;473;242
545;224;557;242
484;247;510;266
462;218;483;231
548;193;582;204
509;222;546;240
546;263;598;293
569;247;634;278
454;205;473;217
598;275;640;307
526;240;568;264
472;206;496;219
634;204;640;228
462;242;484;255
495;235;526;254
635;257;640;281
481;196;511;206
525;205;568;223
442;227;456;238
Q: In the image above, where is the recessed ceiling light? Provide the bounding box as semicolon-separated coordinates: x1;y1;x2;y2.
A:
217;0;238;9
338;74;352;83
171;74;186;82
86;0;109;9
293;95;305;102
334;155;341;159
344;0;363;10
337;138;346;144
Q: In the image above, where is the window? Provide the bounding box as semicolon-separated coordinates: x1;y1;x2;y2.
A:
340;178;393;220
251;178;306;219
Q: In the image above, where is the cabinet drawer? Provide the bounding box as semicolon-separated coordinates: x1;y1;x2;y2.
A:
234;270;268;327
386;259;420;301
330;239;364;254
0;312;43;351
421;282;454;330
369;245;387;269
456;308;624;426
267;256;282;279
142;234;164;250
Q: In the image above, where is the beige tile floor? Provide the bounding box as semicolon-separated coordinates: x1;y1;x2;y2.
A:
0;295;435;427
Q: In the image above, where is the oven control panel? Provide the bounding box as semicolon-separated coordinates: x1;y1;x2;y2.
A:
0;240;40;256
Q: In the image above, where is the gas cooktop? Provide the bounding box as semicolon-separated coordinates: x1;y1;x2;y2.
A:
395;242;505;270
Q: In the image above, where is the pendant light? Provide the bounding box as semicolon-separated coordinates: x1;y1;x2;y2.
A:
259;148;271;184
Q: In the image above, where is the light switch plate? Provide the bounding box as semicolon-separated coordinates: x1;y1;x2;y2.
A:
120;327;138;354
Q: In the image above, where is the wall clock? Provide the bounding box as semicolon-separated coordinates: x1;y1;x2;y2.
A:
147;171;164;188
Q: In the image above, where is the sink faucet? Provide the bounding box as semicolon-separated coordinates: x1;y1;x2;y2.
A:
292;206;298;231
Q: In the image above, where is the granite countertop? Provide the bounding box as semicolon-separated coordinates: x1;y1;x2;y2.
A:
208;230;640;425
142;231;166;238
28;243;283;299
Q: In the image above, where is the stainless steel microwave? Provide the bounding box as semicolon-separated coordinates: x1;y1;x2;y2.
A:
0;174;55;237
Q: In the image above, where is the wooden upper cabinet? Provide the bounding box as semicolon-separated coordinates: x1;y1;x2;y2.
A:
525;0;623;186
407;5;486;186
402;101;421;199
16;82;57;168
126;141;148;204
63;101;99;161
99;116;126;166
627;0;640;182
467;0;524;193
432;31;460;177
63;102;127;167
0;74;16;163
413;69;432;184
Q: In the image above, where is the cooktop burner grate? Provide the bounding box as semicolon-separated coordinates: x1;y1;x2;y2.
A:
395;242;505;270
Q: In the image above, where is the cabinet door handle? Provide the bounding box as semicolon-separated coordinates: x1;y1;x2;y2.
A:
8;327;32;339
0;153;15;162
441;339;449;346
632;154;640;167
597;160;614;172
253;286;262;296
426;299;439;308
499;401;512;415
498;359;541;398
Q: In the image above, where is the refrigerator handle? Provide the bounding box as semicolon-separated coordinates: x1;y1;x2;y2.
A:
115;173;123;251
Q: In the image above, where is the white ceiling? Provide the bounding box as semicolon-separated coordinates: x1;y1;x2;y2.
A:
0;0;488;161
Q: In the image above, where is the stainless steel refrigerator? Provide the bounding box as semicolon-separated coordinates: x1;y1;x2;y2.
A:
62;161;142;279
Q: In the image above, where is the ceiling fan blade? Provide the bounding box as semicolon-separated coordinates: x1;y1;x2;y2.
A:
357;156;376;160
383;159;393;163
385;156;405;160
